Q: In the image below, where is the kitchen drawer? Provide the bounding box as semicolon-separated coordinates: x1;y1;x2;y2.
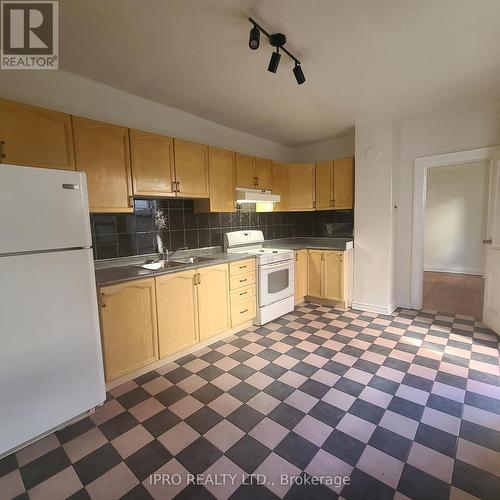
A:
231;296;256;327
229;258;255;276
230;270;256;290
230;283;256;303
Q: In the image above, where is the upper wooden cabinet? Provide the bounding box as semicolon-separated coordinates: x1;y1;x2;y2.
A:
315;161;334;210
315;158;354;211
206;147;236;212
235;154;272;189
99;278;158;382
333;158;354;210
255;158;273;189
272;162;289;212
0;98;75;170
173;139;209;198
73;116;133;213
130;129;175;197
289;163;315;211
235;153;255;188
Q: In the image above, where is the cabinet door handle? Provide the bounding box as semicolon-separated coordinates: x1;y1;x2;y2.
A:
240;308;248;314
171;181;177;192
313;201;316;209
176;181;180;192
100;293;106;308
0;141;6;159
197;273;201;284
128;196;134;207
330;200;333;207
254;176;258;187
333;199;336;208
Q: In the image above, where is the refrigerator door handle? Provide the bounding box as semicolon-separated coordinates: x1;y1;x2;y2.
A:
62;183;80;190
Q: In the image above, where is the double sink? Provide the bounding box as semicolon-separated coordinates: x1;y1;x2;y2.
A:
137;255;217;271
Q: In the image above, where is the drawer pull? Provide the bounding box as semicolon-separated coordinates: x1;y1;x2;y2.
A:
239;291;248;296
239;265;247;269
239;278;247;283
240;308;248;314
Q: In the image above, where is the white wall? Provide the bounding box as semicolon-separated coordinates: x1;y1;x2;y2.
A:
352;119;396;313
0;70;291;162
394;104;500;306
288;132;355;162
424;162;489;275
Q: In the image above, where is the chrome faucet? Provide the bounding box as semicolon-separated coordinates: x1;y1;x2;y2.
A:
168;246;188;260
156;234;169;260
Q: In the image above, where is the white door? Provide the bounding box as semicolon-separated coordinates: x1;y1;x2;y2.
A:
483;154;500;334
0;165;92;253
0;248;105;456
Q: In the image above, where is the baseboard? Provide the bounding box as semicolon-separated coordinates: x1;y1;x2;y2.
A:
396;300;413;310
351;300;397;315
424;266;483;276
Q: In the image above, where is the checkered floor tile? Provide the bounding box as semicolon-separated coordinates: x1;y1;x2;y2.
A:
1;305;499;499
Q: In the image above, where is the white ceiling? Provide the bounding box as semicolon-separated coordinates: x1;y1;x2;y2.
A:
60;0;500;146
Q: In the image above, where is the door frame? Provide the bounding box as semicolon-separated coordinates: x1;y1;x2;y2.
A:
410;145;500;310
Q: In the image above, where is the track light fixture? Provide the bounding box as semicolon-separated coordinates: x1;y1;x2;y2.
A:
248;17;305;85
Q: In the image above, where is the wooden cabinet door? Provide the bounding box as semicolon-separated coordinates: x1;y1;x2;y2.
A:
156;270;199;358
73;117;133;213
289;163;315;211
99;279;158;381
197;263;231;340
272;162;289;212
307;250;323;298
315;161;333;210
235;152;255;188
0;98;75;170
295;250;308;299
130;129;175;197
173;138;209;198
255;157;273;189
208;147;236;212
324;251;344;301
333;158;354;210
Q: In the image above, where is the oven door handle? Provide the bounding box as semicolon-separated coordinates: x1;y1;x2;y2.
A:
260;259;293;270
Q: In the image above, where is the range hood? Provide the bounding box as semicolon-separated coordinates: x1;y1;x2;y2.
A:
235;187;280;203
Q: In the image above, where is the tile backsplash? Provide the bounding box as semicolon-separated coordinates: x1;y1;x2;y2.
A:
90;199;354;260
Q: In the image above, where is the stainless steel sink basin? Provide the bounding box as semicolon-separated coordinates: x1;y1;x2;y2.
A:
135;260;184;271
170;256;217;264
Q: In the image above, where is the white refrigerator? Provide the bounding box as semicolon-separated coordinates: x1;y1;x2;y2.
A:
0;164;106;458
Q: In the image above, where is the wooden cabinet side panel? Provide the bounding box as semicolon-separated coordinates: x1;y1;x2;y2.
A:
0;98;75;170
307;250;323;298
156;270;199;358
272;162;289;212
208;147;236;212
130;129;175;197
197;264;231;340
289;163;315;211
235;153;255;188
73;116;133;213
333;158;354;210
295;250;308;299
315;161;333;210
255;157;273;189
173;139;209;198
100;279;158;381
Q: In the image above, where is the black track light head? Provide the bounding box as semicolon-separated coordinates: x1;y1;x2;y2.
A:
293;63;305;85
268;49;281;73
249;25;260;50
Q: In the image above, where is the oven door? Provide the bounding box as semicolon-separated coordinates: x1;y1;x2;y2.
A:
258;259;294;307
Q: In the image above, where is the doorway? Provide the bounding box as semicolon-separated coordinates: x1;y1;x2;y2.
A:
422;162;489;319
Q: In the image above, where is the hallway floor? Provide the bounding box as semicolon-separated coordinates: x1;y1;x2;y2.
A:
423;271;485;320
0;304;499;500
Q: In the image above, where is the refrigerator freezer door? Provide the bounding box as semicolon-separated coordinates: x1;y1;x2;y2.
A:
0;165;92;254
0;248;105;456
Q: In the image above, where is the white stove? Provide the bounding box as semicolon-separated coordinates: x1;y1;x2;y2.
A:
225;230;295;325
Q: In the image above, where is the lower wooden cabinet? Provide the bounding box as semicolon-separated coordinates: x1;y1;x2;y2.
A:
99;278;158;381
197;263;231;340
307;249;345;302
294;250;308;300
156;270;199;358
229;258;257;327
